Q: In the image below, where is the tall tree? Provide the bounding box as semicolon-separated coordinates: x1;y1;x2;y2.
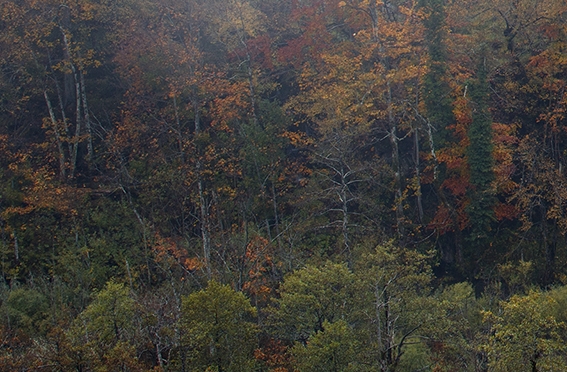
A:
466;60;496;248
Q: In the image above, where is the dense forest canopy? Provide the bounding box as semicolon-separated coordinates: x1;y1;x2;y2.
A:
1;0;567;370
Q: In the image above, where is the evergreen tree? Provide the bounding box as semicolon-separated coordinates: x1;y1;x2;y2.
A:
466;61;496;244
422;0;455;148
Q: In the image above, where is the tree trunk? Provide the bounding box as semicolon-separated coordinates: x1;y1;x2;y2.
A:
79;70;93;162
59;27;82;178
43;90;66;180
53;75;73;157
193;94;212;279
414;124;424;224
388;82;404;239
71;62;82;178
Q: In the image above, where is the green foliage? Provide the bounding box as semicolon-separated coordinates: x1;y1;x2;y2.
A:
354;242;435;370
180;280;258;372
1;287;48;335
268;262;356;343
291;320;359;372
483;290;567;371
397;342;432;372
71;281;135;344
548;285;567;324
67;281;141;370
426;282;487;371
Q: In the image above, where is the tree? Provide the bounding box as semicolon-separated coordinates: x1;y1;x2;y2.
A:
483;290;567;371
180;280;258;372
67;281;143;371
1;287;48;336
421;0;455;150
291;320;360;372
267;262;356;344
354;241;434;372
466;60;496;246
285;0;428;248
268;244;435;372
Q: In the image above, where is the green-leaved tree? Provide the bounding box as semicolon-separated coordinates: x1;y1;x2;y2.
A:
180;280;258;372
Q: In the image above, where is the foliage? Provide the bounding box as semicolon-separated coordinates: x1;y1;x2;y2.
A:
1;287;48;335
2;0;567;369
483;291;567;371
291;320;360;372
180;280;259;371
267;262;355;343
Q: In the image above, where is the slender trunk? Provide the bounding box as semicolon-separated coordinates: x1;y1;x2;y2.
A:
426;118;439;180
13;231;19;263
193;94;212;279
388;82;404;238
173;94;184;162
198;178;212;279
156;342;164;369
79;70;93;162
384;291;393;369
542;214;556;285
125;259;133;289
375;285;383;358
368;1;380;43
126;187;152;286
272;183;282;249
180;348;187;372
60;27;82;178
339;167;350;261
54;76;73;157
44;90;66;180
414;125;423;224
47;50;72;157
71;62;82;178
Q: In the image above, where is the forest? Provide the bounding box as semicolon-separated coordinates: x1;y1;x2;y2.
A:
1;0;567;370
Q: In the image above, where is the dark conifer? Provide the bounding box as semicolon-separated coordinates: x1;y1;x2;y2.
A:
466;60;496;242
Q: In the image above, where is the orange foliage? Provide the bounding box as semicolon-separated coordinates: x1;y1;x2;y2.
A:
242;236;275;301
494;203;519;221
254;338;293;372
492;123;519;194
152;234;203;273
429;203;469;234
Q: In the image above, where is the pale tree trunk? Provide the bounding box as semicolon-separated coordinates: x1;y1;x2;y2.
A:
387;81;405;238
198;177;212;280
13;231;19;263
71;61;81;178
53;75;73;157
47;50;72;160
173;94;184;162
340;181;350;258
413;81;424;224
43;90;66;180
60;27;93;176
60;27;82;178
414;124;424;224
193;94;212;279
79;70;93;162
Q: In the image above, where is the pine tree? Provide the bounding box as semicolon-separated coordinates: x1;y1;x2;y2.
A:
466;60;496;243
422;0;454;148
